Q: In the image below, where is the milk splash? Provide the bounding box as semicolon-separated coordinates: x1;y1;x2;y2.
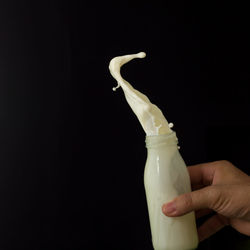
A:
109;52;173;136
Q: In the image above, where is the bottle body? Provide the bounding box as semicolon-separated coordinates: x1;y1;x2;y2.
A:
144;133;198;250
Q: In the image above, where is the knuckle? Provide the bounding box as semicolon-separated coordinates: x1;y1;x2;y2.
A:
213;160;235;175
219;160;233;167
207;186;220;209
181;193;193;209
212;160;232;168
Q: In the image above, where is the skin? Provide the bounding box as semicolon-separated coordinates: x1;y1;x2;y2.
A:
162;160;250;241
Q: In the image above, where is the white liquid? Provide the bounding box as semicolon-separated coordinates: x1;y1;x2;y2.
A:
145;134;198;250
109;52;172;136
109;53;198;250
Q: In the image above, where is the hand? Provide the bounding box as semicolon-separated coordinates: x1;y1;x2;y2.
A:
162;160;250;241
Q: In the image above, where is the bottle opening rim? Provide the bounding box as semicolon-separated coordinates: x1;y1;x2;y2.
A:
145;132;178;149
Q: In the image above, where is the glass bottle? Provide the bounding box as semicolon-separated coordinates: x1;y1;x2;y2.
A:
144;132;198;250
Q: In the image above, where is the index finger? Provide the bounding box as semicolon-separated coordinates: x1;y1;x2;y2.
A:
187;162;217;186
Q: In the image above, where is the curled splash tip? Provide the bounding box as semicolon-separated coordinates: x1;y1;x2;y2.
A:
137;52;146;58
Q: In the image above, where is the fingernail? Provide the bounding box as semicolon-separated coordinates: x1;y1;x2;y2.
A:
162;202;177;216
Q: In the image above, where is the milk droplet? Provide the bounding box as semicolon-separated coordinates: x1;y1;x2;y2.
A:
169;123;174;128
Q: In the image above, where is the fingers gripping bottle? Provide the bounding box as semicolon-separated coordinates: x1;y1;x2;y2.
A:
109;52;198;250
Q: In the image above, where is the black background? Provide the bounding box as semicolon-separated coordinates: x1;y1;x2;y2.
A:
0;1;250;249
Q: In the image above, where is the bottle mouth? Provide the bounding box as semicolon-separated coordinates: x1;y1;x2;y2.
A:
145;132;178;149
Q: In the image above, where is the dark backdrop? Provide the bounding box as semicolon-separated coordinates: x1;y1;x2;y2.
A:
0;1;250;249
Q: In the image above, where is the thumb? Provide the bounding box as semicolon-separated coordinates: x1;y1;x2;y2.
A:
162;186;218;217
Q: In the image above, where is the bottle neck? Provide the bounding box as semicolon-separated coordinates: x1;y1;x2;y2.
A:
145;132;178;150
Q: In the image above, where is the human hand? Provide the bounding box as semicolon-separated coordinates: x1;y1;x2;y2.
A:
162;160;250;241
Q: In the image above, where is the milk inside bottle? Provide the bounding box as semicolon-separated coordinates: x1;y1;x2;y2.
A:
109;52;198;250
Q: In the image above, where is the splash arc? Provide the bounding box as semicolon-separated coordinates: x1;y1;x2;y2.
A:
109;52;172;136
